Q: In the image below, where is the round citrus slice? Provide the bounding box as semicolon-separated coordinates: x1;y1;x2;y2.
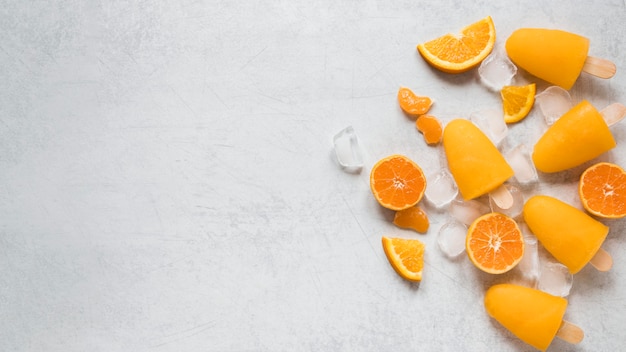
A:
393;205;429;233
501;83;536;123
382;236;425;282
579;162;626;219
369;154;426;211
398;87;433;116
466;212;524;274
417;16;496;74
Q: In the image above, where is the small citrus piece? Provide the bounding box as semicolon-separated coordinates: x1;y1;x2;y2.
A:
369;155;427;211
398;87;433;116
393;205;429;233
579;162;626;219
417;16;496;74
416;114;443;145
466;212;524;274
501;83;536;123
381;236;425;282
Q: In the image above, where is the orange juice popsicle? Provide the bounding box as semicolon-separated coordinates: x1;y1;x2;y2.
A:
443;119;514;200
532;100;616;173
485;284;581;351
523;195;611;274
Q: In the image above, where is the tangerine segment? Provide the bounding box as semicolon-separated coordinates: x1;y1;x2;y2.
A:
417;16;496;73
398;87;433;116
416;114;443;145
382;236;425;282
393;205;429;233
501;83;536;123
579;162;626;219
466;213;524;274
370;155;427;211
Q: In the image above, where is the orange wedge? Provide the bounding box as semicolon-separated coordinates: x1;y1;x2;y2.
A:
382;236;425;282
579;162;626;219
501;83;536;123
416;114;443;145
398;87;433;116
466;212;524;274
417;16;496;73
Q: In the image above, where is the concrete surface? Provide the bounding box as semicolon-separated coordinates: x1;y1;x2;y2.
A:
1;1;626;351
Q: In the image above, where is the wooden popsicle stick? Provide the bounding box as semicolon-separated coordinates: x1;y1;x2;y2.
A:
582;56;616;79
556;320;584;344
589;247;613;271
601;103;626;127
489;184;513;210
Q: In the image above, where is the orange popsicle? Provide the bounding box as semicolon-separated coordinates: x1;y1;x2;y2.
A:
443;119;514;200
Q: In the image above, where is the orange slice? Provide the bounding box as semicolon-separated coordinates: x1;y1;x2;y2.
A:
416;114;443;145
370;154;427;211
579;162;626;219
417;16;496;74
466;213;524;274
398;87;433;116
382;236;425;282
393;205;429;233
501;83;536;123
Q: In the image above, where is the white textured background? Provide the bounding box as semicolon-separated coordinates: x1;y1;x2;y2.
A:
1;1;626;351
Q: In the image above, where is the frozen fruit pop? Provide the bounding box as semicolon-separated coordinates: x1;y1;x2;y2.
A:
506;28;616;90
443;119;514;200
523;195;612;274
485;284;583;351
532;100;616;173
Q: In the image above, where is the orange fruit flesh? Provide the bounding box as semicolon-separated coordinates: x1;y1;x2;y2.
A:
466;213;524;274
501;83;536;123
370;155;427;211
382;236;425;282
416;114;443;145
579;162;626;219
393;205;429;233
398;87;433;116
417;16;496;73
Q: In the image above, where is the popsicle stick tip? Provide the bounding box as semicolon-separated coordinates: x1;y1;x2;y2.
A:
589;247;613;272
601;103;626;127
490;185;513;210
556;320;584;344
582;56;616;79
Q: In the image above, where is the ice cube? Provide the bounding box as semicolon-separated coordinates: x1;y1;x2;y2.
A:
537;261;574;297
510;224;540;287
449;198;490;226
437;219;467;258
333;126;364;170
478;51;518;91
469;109;508;146
535;86;573;126
425;169;458;209
489;184;524;218
505;144;538;184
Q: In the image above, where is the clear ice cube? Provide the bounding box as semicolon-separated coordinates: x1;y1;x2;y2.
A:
509;224;540;288
535;86;573;126
333;126;364;170
478;51;518;91
437;219;467;258
469;109;508;146
425;169;458;208
537;261;574;297
505;144;538;184
449;198;490;226
489;184;524;218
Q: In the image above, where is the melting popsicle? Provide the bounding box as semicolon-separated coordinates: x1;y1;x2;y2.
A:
532;100;616;173
523;195;612;274
443;119;514;202
485;283;583;351
506;28;615;90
